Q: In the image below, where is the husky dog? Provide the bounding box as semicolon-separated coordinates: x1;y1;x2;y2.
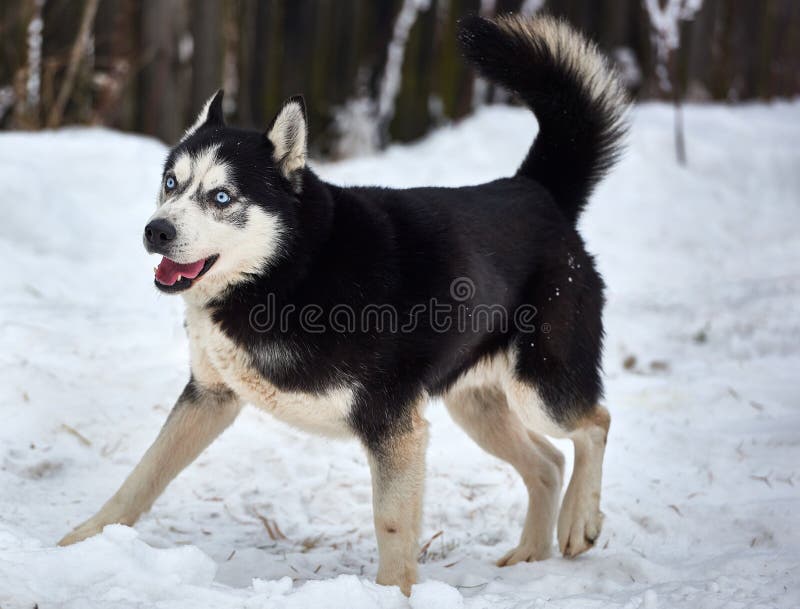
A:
60;15;627;594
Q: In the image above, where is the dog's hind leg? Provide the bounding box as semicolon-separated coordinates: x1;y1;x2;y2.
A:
557;404;610;557
58;380;240;546
364;406;428;596
445;385;564;565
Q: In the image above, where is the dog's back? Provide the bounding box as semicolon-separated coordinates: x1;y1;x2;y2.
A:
253;14;631;429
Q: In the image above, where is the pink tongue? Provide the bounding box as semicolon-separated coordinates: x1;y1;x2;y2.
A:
155;257;206;286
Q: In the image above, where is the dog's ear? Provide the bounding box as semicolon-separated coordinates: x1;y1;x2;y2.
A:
266;96;307;192
181;89;225;142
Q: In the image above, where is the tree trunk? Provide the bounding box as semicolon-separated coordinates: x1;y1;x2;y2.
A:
190;0;223;114
139;0;182;143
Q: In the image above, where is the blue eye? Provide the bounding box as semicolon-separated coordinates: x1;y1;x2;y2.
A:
165;175;176;191
215;191;231;205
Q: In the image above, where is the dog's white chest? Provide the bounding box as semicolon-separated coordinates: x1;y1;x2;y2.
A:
185;307;354;437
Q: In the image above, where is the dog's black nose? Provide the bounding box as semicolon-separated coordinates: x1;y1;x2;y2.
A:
144;219;176;245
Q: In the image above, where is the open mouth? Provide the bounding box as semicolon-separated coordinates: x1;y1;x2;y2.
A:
154;255;218;293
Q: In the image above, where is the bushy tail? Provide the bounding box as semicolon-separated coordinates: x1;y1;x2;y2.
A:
459;14;629;224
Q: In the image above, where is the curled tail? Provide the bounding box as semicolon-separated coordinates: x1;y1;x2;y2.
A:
459;14;629;224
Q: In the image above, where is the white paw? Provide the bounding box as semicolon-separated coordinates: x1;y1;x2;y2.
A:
57;519;106;546
558;490;603;558
496;539;552;566
376;562;417;597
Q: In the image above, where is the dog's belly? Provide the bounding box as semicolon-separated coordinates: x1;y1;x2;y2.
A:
444;348;564;437
185;307;355;437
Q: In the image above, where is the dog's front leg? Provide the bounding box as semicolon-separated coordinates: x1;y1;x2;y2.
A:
58;379;240;546
365;409;428;596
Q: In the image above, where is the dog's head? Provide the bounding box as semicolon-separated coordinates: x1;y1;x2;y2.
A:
144;90;307;298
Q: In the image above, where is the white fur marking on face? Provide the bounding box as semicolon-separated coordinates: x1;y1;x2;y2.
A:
182;204;286;301
201;161;229;192
162;146;226;204
169;145;230;199
268;101;307;176
173;152;192;184
189;146;225;190
202;205;283;276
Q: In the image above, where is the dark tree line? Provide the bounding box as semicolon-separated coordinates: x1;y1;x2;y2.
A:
1;0;798;156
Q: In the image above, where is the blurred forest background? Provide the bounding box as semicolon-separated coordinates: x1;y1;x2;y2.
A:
1;0;798;158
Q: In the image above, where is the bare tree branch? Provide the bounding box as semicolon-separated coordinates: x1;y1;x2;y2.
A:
46;0;99;128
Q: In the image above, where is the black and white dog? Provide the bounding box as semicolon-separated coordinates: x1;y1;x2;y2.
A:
60;15;627;594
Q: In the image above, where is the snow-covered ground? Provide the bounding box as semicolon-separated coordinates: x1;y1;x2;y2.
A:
1;102;799;608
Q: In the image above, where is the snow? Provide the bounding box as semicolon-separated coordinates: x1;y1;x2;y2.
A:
2;101;800;607
643;0;703;91
24;0;45;108
378;0;431;125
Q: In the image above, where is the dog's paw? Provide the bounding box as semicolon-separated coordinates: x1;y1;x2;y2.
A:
557;491;603;557
376;562;417;597
57;520;104;546
496;540;552;567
